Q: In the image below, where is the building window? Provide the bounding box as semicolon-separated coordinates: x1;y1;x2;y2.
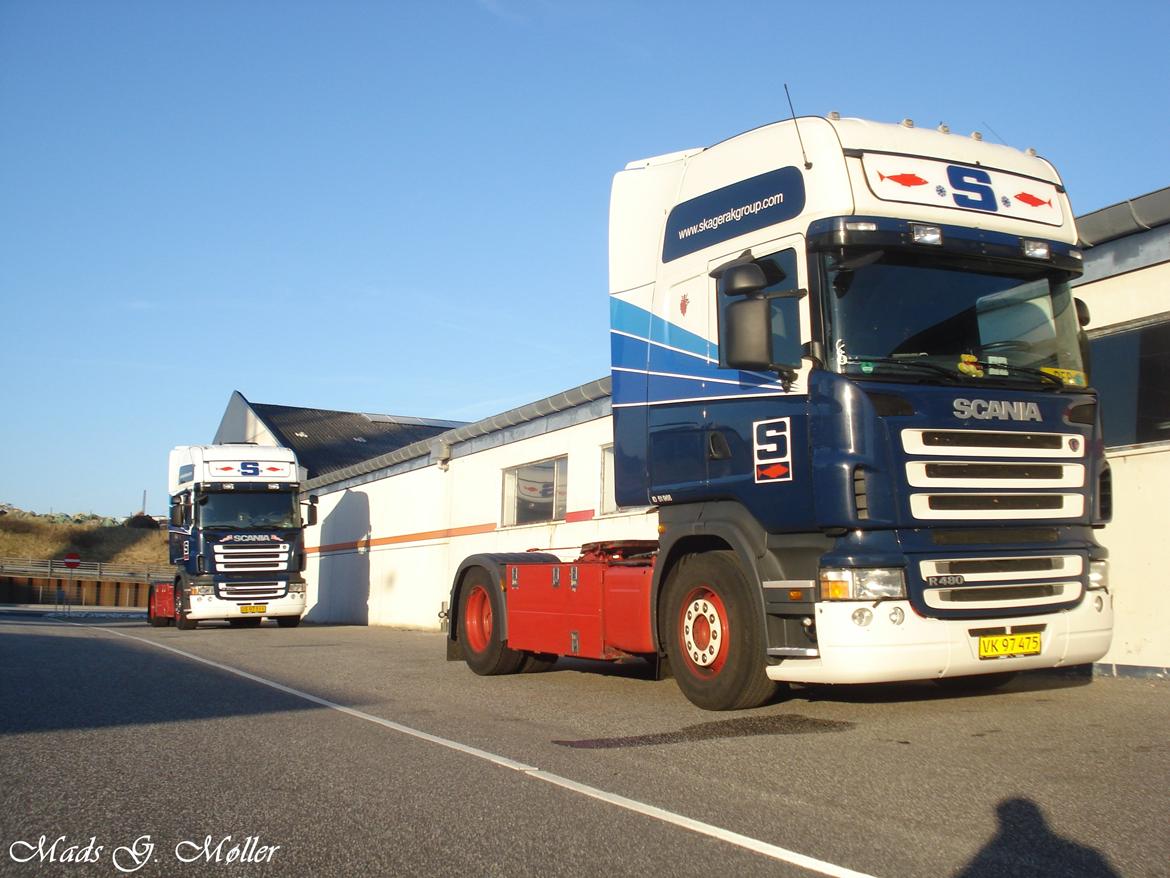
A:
503;456;567;526
1090;318;1170;448
600;445;618;515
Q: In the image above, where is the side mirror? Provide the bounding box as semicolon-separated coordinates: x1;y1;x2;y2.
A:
725;297;772;370
305;495;319;527
717;262;767;297
169;505;183;527
725;295;805;375
1074;297;1091;327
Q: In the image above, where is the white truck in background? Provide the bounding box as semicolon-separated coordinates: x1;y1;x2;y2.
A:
150;444;316;629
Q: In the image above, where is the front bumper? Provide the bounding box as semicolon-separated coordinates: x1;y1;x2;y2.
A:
765;591;1112;684
185;593;305;621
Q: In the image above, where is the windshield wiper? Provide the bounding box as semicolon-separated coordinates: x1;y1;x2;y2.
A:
965;360;1066;389
841;356;964;383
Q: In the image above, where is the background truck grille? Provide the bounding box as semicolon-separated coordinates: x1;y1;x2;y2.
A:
218;581;285;600
212;543;291;572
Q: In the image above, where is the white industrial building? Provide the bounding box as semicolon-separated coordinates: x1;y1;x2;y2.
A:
1072;188;1170;676
215;188;1169;678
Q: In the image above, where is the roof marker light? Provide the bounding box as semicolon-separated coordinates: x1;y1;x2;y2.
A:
911;224;942;246
938;123;950;134
971;131;983;141
1023;240;1051;260
828;110;840;120
901;118;914;128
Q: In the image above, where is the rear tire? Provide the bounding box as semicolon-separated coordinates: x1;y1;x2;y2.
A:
662;552;777;711
458;568;524;675
276;616;301;628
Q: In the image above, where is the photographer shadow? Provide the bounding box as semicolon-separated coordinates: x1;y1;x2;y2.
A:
956;798;1119;877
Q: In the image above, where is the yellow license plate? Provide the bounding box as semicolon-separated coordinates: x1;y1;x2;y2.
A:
240;604;267;614
979;632;1041;659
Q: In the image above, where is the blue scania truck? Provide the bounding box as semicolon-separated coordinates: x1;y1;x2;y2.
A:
450;115;1113;710
152;444;316;629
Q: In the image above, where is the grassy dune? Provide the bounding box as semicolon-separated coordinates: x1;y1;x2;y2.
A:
0;516;169;565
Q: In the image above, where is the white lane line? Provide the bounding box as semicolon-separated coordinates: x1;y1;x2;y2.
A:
83;623;877;878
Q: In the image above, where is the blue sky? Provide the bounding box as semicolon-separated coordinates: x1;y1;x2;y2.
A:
2;0;1167;516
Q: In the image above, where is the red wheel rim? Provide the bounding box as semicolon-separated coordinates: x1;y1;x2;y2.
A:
464;585;493;654
679;586;729;675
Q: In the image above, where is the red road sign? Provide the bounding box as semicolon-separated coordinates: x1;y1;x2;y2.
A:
63;553;81;569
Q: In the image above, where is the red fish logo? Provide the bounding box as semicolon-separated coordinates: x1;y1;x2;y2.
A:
756;463;790;481
680;293;689;317
879;172;928;188
1015;192;1053;208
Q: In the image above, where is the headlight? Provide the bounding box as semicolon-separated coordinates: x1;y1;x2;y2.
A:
1088;560;1109;591
820;567;906;601
190;584;215;596
288;581;306;594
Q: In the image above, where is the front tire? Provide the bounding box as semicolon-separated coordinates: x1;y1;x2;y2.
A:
662;552;777;711
276;616;301;628
458;568;524;676
174;581;198;630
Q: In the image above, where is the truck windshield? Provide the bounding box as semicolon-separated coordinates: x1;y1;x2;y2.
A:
820;251;1086;388
198;492;299;528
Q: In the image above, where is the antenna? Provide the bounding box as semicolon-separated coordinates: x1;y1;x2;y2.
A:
784;83;812;170
981;120;1007;145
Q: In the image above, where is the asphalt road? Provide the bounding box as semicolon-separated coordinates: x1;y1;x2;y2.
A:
0;612;1166;877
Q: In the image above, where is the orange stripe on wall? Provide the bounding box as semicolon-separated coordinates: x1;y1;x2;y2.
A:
307;522;497;555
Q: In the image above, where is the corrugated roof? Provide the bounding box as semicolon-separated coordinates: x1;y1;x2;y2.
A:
248;402;466;480
1079;187;1170;247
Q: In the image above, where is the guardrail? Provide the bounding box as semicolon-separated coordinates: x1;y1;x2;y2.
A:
0;557;171;583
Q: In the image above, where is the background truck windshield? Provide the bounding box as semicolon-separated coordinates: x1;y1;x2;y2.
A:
199;492;298;528
822;252;1086;386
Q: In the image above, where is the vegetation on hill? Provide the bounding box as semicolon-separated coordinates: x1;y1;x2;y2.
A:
0;508;169;566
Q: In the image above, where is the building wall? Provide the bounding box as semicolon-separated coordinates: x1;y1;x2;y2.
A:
1077;254;1170;674
304;415;658;628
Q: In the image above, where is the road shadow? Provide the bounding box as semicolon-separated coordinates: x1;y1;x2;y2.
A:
789;667;1095;705
553;713;854;749
955;798;1119;877
0;624;322;735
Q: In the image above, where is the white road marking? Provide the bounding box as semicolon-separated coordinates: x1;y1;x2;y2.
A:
83;622;877;878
